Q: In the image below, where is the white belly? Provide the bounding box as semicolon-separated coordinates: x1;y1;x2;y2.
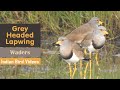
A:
65;53;80;63
88;43;96;53
93;35;106;47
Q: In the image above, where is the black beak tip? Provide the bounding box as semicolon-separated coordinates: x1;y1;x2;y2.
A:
105;34;109;39
99;22;104;26
102;22;105;26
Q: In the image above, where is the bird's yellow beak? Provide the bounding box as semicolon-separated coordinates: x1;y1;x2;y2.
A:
55;41;61;45
102;30;109;35
99;21;103;25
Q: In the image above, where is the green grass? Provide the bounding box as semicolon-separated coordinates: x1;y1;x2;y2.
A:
0;11;120;79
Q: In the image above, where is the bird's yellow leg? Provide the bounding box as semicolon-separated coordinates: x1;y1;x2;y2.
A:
80;60;82;79
95;52;101;71
95;52;101;79
72;63;77;79
84;48;87;55
95;52;99;66
89;52;92;79
68;63;72;79
83;62;89;79
84;52;92;79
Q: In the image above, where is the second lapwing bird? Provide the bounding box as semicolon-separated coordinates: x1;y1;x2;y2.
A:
55;36;89;79
66;17;103;43
80;26;108;54
80;26;109;78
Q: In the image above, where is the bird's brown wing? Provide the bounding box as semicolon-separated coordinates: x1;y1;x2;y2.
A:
72;43;84;59
66;23;94;43
80;32;93;47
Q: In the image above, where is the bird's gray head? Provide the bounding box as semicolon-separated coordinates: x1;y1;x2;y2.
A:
56;37;70;46
88;17;103;26
98;26;106;30
98;26;108;35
